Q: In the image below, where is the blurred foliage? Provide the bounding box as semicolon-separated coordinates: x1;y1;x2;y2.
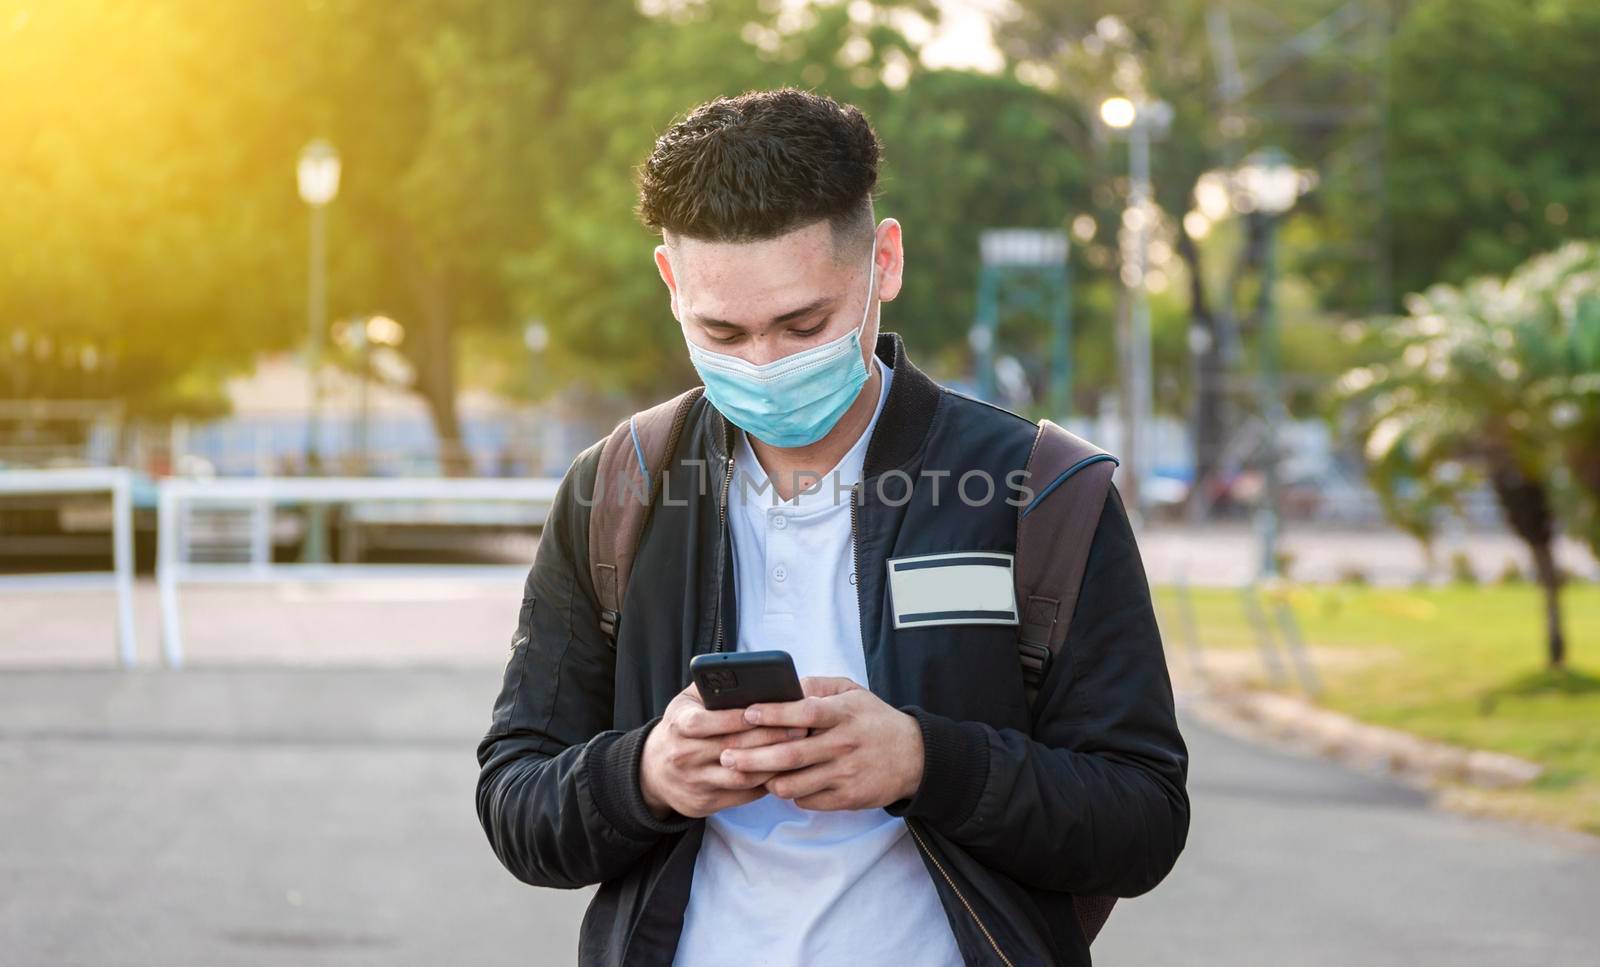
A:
507;0;1105;407
3;0;1598;458
1387;0;1600;298
1333;241;1600;667
991;0;1395;500
0;0;1106;431
0;2;305;415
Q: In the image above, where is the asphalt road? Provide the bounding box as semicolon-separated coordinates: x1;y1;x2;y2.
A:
1;667;1595;966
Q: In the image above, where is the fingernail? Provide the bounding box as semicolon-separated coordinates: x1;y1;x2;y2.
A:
720;750;735;768
787;728;806;739
744;708;761;724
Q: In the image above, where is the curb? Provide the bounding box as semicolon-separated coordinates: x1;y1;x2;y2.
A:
1188;683;1545;789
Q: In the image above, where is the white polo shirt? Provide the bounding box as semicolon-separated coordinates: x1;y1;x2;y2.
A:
672;357;962;966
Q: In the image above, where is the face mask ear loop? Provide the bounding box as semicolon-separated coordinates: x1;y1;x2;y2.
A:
858;254;878;339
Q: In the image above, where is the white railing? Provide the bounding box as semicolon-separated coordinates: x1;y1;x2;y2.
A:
0;467;138;666
156;476;560;668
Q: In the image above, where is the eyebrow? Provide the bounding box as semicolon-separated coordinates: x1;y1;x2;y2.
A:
694;296;834;331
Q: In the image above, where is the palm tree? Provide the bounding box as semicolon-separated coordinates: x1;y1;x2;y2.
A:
1335;269;1571;668
1510;242;1600;567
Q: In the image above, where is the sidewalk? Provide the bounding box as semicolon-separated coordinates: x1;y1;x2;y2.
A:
0;577;525;668
3;666;1596;966
1135;520;1599;587
0;666;589;966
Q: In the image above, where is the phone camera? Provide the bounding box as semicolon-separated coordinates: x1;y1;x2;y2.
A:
704;669;739;692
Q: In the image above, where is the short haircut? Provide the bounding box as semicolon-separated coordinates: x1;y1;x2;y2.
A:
636;88;880;257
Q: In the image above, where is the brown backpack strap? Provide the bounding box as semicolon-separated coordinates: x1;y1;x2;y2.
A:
1014;418;1119;709
1014;419;1121;945
587;387;704;643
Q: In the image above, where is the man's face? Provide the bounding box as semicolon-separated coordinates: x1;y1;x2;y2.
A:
654;218;902;368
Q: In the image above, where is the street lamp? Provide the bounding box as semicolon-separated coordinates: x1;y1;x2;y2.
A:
297;138;340;562
1234;147;1310;579
1100;97;1172;523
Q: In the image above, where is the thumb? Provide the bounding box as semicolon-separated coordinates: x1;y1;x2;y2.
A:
800;676;862;698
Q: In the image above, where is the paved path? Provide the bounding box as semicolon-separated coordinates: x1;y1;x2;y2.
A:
0;667;590;967
2;667;1596;966
1096;709;1599;965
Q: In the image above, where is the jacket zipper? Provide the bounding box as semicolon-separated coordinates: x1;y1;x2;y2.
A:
852;480;1013;967
711;454;735;653
906;820;1014;967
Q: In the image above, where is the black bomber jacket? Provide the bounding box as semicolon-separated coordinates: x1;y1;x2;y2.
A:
476;332;1190;966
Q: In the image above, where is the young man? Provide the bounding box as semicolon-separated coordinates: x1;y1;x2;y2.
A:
476;88;1189;966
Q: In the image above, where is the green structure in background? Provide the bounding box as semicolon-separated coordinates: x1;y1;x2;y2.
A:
970;229;1073;417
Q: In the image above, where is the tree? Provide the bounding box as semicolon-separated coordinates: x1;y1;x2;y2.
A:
2;0;1133;461
1;0;650;468
992;0;1393;513
0;1;307;417
292;0;650;472
1386;0;1600;299
509;0;1102;407
1502;242;1600;565
1333;244;1600;669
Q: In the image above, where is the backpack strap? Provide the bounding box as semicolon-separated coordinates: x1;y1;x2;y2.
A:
1013;419;1121;945
587;386;704;643
1014;418;1119;709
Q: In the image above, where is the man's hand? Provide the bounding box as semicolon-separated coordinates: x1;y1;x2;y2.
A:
720;677;926;812
639;683;803;820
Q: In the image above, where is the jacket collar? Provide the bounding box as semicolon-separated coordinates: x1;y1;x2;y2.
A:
702;331;943;477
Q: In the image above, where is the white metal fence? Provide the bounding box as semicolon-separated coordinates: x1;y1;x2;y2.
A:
0;467;137;666
156;476;559;668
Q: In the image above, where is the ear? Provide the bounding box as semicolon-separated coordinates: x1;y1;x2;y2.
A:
871;219;905;304
654;244;680;320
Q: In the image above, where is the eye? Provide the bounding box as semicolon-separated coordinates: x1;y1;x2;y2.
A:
707;331;742;345
791;319;827;338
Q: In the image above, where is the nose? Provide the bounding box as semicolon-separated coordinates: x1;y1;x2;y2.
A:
742;334;789;367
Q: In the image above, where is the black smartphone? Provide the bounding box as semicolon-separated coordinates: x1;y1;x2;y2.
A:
690;650;804;710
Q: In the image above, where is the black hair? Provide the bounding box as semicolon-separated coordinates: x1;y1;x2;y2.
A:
636;88;880;255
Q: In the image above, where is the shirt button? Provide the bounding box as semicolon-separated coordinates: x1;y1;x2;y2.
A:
773;565;788;582
772;514;788;530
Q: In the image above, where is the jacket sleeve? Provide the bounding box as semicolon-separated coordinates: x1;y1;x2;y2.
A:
475;442;692;889
887;483;1190;898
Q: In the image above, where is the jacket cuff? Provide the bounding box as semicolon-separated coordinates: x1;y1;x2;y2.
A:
586;716;695;839
884;706;990;833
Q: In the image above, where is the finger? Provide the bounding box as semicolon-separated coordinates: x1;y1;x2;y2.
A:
697;765;776;791
743;695;842;730
765;763;839;801
800;676;862;698
677;704;756;738
722;726;806;750
720;734;835;774
794;790;851;811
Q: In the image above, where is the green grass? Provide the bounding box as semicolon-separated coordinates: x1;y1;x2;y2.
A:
1154;581;1600;836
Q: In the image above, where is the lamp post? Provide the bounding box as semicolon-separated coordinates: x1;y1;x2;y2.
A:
297;138;340;563
1233;147;1305;579
1100;97;1172;522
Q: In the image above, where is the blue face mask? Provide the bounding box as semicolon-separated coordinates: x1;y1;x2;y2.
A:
681;255;877;449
